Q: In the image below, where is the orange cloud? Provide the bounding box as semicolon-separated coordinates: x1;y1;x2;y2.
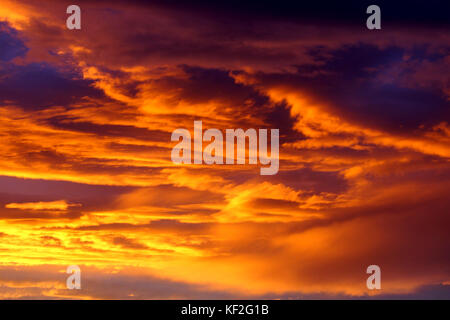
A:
5;200;80;211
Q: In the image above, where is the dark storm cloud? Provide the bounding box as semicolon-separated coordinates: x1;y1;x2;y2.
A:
257;43;450;133
0;21;105;110
262;283;450;299
81;0;450;26
376;284;450;300
0;21;28;61
262;101;304;143
268;167;349;194
307;44;450;131
166;66;265;106
0;62;104;110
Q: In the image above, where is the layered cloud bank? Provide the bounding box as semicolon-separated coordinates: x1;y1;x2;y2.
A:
0;0;449;299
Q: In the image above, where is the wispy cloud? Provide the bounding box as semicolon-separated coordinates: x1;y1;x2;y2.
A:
5;200;80;211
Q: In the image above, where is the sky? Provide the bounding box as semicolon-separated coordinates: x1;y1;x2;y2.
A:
0;0;449;299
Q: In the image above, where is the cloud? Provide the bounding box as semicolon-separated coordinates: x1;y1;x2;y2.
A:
0;0;448;299
0;62;104;110
5;200;80;210
0;21;28;61
111;236;148;250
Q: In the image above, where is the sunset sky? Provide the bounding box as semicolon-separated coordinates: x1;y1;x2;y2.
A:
0;0;449;299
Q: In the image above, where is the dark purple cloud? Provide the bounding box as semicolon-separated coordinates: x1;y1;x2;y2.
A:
76;0;450;26
257;44;450;133
0;22;28;61
0;62;104;110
